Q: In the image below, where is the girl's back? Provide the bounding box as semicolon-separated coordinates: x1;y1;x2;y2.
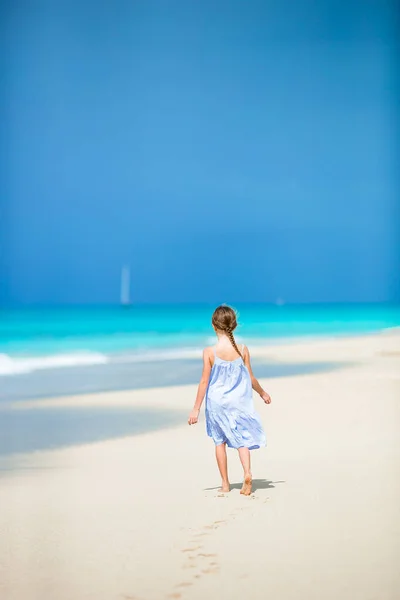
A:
212;338;243;363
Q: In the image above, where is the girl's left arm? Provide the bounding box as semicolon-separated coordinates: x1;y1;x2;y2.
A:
188;348;212;425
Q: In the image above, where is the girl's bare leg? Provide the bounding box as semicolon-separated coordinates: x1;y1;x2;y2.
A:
238;447;252;495
215;443;230;492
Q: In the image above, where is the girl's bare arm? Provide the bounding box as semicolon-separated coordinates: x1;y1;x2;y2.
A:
243;346;271;404
188;348;213;424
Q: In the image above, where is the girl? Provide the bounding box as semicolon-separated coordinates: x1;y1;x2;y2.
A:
188;305;271;495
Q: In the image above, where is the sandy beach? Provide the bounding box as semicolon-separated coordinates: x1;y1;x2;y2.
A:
0;331;399;600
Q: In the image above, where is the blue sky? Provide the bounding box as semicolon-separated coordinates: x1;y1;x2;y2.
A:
1;0;398;305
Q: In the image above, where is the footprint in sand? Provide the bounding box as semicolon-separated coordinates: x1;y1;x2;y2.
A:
201;567;220;574
202;520;226;531
175;581;193;588
182;546;202;553
174;518;225;596
213;520;226;528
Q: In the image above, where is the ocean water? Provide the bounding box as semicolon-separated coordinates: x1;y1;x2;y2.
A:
0;303;399;376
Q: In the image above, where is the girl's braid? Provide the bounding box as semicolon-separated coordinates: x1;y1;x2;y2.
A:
226;326;243;359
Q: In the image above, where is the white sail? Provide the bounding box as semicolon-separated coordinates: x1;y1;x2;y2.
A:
120;265;131;305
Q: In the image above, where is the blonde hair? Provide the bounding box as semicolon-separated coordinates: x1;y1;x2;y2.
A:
211;304;243;359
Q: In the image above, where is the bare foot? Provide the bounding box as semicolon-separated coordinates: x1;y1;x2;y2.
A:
240;475;252;496
219;482;230;493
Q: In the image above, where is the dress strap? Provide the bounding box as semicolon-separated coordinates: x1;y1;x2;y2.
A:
241;343;245;356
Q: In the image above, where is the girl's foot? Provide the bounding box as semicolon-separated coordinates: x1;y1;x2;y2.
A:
219;481;230;493
240;474;252;496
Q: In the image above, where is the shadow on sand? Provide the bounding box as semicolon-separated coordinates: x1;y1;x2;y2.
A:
0;406;187;457
204;479;285;492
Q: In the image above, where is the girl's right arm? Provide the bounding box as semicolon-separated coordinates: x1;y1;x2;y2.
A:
188;348;213;425
243;346;271;404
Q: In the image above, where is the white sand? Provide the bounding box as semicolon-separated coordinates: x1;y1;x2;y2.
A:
0;332;399;600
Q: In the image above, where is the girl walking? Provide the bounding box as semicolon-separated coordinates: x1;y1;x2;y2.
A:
188;305;271;495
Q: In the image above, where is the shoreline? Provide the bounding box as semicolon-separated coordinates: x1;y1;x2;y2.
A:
0;357;345;403
1;328;399;402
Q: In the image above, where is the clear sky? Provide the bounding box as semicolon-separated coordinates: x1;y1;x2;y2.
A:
1;0;399;305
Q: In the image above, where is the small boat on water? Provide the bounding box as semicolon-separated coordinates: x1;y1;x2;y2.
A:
120;265;132;307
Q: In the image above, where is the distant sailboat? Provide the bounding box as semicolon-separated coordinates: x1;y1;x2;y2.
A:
120;265;131;307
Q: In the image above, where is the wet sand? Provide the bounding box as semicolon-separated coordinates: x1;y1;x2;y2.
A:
0;354;344;401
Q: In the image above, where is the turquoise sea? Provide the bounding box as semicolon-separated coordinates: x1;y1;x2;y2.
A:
0;303;399;376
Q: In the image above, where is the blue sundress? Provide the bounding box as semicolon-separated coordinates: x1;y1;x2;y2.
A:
205;347;266;450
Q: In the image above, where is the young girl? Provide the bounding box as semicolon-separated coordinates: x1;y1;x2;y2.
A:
188;305;271;496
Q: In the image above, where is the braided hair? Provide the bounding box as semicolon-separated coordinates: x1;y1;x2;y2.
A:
211;304;243;359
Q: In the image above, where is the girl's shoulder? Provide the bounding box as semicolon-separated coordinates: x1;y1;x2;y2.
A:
240;343;249;358
203;346;214;358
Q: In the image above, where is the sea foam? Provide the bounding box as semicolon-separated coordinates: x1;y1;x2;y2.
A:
0;352;109;376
